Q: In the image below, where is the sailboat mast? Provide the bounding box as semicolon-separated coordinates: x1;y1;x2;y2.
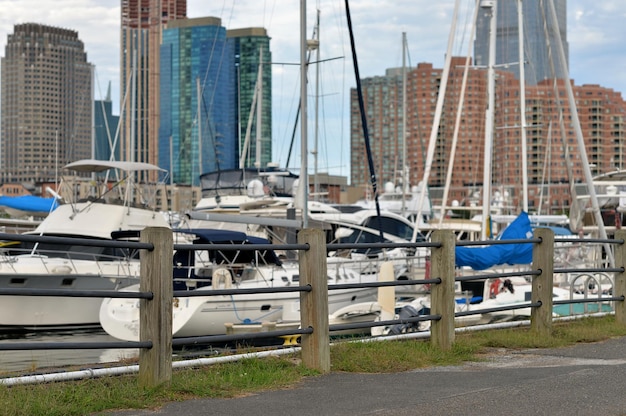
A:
255;46;263;169
313;10;320;201
411;0;461;243
300;0;309;227
546;0;613;265
239;57;261;169
438;2;479;224
482;0;497;240
518;0;529;212
197;76;203;178
401;32;407;215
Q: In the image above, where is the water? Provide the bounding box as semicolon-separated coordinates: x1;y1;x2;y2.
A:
0;329;245;375
0;329;139;374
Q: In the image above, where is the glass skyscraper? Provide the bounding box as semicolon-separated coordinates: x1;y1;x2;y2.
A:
159;17;236;185
474;0;568;85
228;28;272;169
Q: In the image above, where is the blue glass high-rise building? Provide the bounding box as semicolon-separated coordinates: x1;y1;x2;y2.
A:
227;28;272;169
474;0;568;85
159;17;236;185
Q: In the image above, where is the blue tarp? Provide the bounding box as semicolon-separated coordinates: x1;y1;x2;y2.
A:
0;195;59;214
455;211;533;270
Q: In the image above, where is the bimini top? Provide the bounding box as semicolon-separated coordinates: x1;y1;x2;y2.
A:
174;228;282;266
63;159;166;173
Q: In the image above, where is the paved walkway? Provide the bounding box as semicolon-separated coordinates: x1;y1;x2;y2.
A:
99;336;626;415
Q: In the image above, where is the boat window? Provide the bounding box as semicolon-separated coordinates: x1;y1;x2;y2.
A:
362;217;425;241
240;268;257;281
337;228;388;255
8;241;129;261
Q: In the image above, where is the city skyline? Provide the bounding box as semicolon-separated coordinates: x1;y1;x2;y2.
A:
0;0;624;181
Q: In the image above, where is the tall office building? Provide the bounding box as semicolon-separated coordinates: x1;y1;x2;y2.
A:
159;17;236;185
474;0;568;85
228;28;272;168
94;82;120;162
1;23;93;184
120;0;186;179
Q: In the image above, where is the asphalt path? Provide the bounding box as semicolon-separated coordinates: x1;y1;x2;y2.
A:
98;336;626;416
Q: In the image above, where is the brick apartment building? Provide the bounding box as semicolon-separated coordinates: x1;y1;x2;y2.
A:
350;57;626;215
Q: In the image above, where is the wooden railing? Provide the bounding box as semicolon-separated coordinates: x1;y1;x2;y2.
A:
136;227;626;387
1;228;625;388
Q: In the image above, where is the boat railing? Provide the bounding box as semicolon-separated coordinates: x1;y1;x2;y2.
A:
0;246;138;276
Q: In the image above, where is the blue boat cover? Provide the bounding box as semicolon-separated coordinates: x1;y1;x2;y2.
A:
455;211;533;270
0;195;59;214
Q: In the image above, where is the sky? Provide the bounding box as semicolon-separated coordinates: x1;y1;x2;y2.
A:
0;0;625;180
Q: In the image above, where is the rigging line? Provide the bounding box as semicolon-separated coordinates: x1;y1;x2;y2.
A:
537;121;553;215
318;70;332;180
201;94;220;172
93;71;114;161
521;2;540;86
412;0;462;242
188;0;233;176
324;0;348;178
285;20;320;169
344;0;384;243
199;3;233;151
455;0;473;56
539;0;574;212
276;65;302;169
438;0;480;223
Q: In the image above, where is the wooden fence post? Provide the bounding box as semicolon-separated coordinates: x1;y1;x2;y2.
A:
531;227;554;336
430;230;455;350
298;228;330;373
614;230;626;326
139;227;173;388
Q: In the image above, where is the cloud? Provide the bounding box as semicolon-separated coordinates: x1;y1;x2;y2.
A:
0;0;120;104
567;0;626;91
1;0;624;175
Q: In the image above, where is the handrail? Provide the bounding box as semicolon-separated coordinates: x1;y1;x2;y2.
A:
0;227;625;388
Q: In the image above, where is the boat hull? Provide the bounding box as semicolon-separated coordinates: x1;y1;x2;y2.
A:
0;257;140;329
100;283;378;341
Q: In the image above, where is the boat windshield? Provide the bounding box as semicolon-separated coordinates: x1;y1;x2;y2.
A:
4;241;138;261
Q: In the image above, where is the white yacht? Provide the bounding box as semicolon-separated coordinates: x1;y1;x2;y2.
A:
0;160;171;331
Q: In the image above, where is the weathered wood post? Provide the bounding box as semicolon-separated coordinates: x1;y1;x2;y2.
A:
430;230;455;350
139;227;173;387
614;229;626;326
531;227;554;336
298;228;330;373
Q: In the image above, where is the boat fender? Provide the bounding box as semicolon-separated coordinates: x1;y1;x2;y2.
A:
489;279;501;298
212;267;233;289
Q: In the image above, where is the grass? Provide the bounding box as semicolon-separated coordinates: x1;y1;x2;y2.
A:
1;316;626;416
